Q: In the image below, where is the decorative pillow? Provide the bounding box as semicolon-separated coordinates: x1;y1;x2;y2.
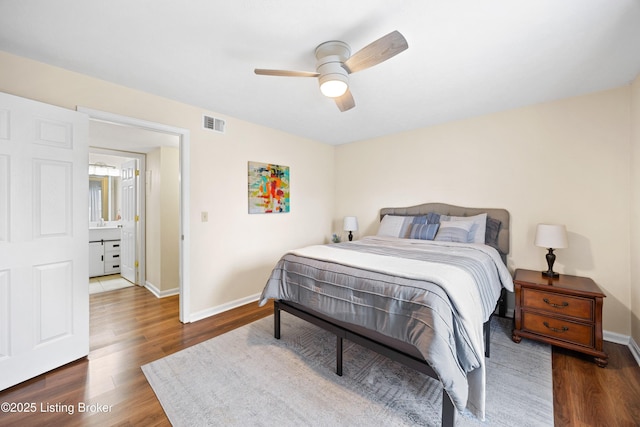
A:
411;215;428;225
409;223;439;240
440;213;487;244
377;215;415;238
425;212;441;224
434;220;474;243
485;217;502;247
406;213;439;225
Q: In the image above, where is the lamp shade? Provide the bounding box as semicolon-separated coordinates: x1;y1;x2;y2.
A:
343;216;358;232
534;224;568;249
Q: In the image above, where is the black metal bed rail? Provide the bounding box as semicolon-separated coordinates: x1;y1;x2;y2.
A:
274;300;456;427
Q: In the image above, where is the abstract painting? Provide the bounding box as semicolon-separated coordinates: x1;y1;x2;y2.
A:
248;161;290;214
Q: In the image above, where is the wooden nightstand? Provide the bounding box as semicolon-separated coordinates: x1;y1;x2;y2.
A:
512;268;608;367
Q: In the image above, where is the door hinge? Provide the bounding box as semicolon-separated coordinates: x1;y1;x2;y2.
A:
135;215;139;222
135;169;140;177
135;260;139;268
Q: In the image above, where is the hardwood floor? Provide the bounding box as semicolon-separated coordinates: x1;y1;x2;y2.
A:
0;285;638;426
553;342;640;426
0;286;272;427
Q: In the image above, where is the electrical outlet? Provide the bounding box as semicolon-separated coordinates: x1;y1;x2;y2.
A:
201;211;208;222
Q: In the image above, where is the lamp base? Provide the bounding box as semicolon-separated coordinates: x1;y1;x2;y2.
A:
542;248;559;279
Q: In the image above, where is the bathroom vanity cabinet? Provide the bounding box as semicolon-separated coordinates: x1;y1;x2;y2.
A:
89;227;122;277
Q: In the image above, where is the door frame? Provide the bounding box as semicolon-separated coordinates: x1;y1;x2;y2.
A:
89;148;146;285
78;107;191;323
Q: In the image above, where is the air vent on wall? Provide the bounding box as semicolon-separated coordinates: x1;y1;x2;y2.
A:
203;114;225;133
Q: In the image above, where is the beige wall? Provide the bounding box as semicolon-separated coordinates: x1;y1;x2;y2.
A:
146;146;180;293
0;51;335;317
631;74;640;345
146;149;162;290
2;49;638;340
335;87;632;335
160;147;180;292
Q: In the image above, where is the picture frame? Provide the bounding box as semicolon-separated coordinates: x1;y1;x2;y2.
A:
248;161;290;214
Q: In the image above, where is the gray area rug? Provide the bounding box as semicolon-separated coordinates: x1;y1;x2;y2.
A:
142;313;553;426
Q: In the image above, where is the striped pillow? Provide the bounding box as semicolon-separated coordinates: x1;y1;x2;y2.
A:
410;213;441;224
411;215;428;225
434;220;474;243
377;215;415;238
409;223;440;240
440;213;487;243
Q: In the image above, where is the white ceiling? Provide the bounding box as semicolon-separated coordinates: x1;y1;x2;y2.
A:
1;1;639;146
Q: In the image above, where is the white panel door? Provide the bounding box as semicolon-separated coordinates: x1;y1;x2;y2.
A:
0;92;89;390
120;159;137;284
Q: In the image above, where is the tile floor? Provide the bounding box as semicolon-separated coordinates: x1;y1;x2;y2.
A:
89;274;134;294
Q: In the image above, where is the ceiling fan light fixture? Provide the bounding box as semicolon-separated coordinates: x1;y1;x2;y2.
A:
254;31;408;112
317;53;349;98
319;76;348;98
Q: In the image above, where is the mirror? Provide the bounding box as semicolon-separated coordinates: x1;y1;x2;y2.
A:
89;175;121;222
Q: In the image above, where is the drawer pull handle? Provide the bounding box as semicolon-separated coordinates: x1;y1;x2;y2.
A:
543;321;569;333
543;298;568;309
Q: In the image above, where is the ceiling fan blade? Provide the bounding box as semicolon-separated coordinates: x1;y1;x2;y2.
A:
335;89;355;112
254;69;320;78
343;30;408;74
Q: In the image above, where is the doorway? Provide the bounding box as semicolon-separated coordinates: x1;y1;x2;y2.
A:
80;107;191;323
88;150;138;294
88;150;143;291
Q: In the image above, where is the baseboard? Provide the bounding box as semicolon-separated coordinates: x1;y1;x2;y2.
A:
603;330;640;367
604;329;629;346
189;293;262;323
144;280;179;298
629;337;640;367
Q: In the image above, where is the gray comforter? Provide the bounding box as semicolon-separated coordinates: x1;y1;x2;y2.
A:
259;236;513;419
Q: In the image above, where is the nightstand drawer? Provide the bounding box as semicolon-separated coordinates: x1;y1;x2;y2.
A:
522;312;594;347
522;288;593;320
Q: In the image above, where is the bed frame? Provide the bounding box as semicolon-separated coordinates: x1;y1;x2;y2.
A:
273;203;510;427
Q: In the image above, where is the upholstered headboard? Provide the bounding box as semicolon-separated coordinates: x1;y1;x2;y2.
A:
379;202;510;261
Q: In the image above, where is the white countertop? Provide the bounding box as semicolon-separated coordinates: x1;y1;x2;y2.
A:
89;226;121;242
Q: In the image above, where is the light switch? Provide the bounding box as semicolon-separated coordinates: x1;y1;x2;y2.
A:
201;211;208;222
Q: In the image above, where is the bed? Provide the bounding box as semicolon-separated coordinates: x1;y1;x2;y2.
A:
259;203;513;426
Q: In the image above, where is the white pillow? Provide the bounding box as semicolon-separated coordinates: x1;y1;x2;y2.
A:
377;215;414;238
446;213;487;243
434;220;474;243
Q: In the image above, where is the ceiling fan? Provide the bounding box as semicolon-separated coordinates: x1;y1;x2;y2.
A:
254;30;408;112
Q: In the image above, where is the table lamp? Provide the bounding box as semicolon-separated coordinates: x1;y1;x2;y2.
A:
343;216;358;241
534;224;568;278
